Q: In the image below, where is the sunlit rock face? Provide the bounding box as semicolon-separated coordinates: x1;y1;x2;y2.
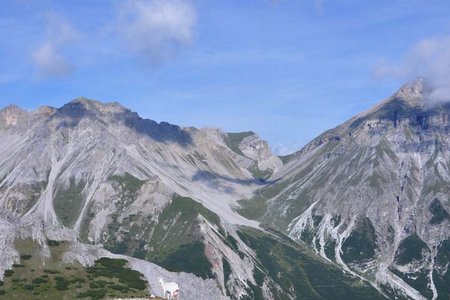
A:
0;97;284;299
245;78;450;299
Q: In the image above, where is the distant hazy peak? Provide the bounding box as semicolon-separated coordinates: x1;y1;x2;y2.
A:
0;104;27;127
0;104;25;114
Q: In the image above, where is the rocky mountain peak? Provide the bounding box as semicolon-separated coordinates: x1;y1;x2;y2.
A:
0;104;26;116
34;105;57;116
52;97;135;129
49;98;194;146
0;104;27;127
394;77;424;106
343;77;443;134
254;78;450;300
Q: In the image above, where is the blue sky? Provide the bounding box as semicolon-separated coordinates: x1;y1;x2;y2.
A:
1;0;450;154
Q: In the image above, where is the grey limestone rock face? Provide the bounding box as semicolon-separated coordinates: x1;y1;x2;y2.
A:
0;97;281;299
248;78;450;299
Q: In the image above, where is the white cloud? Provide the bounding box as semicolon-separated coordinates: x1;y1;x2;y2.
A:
375;36;450;104
32;13;78;77
33;42;73;76
116;0;196;67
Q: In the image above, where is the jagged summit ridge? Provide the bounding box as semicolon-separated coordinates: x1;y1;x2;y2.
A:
67;97;131;115
0;97;281;228
0;98;196;146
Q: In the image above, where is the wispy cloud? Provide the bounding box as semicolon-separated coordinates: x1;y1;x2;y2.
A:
116;0;196;67
313;0;324;12
0;71;22;85
272;142;300;156
375;36;450;104
32;13;78;77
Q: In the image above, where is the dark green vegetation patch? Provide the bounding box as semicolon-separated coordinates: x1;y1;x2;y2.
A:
159;242;213;279
110;172;145;194
324;239;337;261
341;217;377;263
86;258;147;291
20;254;32;260
429;198;450;225
394;233;429;266
47;240;60;247
434;239;450;300
389;235;435;299
144;196;219;278
237;228;386;300
103;194;220;279
390;268;433;299
53;177;86;227
222;258;232;293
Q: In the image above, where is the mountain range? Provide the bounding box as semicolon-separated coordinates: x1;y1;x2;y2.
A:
0;78;449;299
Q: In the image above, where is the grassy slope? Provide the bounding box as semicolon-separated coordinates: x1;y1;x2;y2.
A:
434;239;450;300
389;234;433;299
98;179;387;299
103;192;219;279
341;217;377;264
75;174;390;299
0;239;150;300
237;227;386;300
223;132;255;156
54;177;86;227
